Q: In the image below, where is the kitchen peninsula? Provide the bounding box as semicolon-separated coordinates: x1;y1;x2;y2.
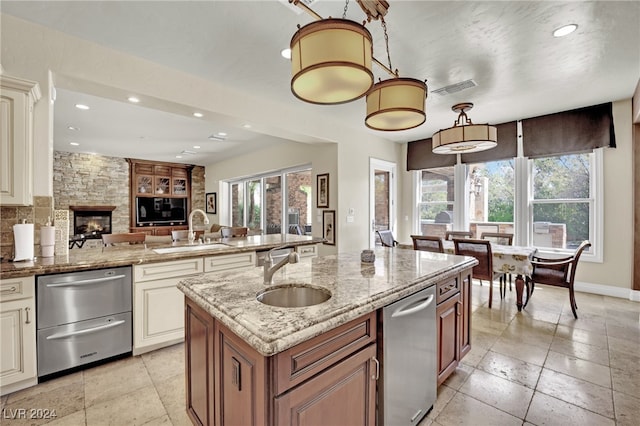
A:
177;248;476;425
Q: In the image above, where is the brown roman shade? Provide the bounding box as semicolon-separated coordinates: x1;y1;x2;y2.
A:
406;121;517;170
522;102;615;158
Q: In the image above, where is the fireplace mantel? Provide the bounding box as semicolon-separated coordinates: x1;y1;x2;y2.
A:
70;206;116;212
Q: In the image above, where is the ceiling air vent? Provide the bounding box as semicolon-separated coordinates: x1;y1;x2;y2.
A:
180;150;197;156
432;79;477;96
278;0;320;14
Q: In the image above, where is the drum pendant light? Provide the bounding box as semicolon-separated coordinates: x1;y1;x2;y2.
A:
432;103;497;154
290;18;374;105
365;77;427;131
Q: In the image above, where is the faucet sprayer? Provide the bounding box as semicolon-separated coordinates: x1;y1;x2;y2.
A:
264;245;300;285
188;208;210;244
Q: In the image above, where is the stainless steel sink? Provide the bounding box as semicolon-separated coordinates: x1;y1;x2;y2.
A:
256;284;331;308
153;243;228;254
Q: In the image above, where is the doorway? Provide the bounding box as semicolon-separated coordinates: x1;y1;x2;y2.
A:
370;158;396;247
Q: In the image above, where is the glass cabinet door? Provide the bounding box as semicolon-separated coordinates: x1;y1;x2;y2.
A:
172;178;187;195
154;176;170;195
136;175;153;195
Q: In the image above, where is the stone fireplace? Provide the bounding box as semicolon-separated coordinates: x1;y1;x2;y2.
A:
70;206;116;239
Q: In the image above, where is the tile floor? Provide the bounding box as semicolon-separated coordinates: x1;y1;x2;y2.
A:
1;282;639;426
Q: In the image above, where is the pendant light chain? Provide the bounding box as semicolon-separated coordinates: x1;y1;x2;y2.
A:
342;0;350;19
380;17;398;77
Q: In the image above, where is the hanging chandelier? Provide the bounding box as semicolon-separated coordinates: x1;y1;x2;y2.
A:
289;0;427;131
432;103;497;154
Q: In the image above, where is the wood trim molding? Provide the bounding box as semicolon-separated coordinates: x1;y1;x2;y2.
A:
69;205;116;211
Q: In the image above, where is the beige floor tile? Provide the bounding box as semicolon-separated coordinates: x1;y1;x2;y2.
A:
544;350;611;388
613;390;640;426
434;392;521;426
476;350;542;389
1;394;7;410
608;347;640;371
45;409;86;426
608;335;640;358
518;307;562;325
471;315;511;335
440;364;474;391
459;344;487;367
141;342;185;386
84;356;153;407
536;368;614;418
154;373;190;426
6;371;83;404
558;313;607;333
85;385;167;426
550;335;609;366
611;366;640;399
471;305;517;324
555;324;608;348
141;414;173;425
459;369;534;418
1;382;84;426
605;323;640;342
526;391;614;426
491;337;549;366
424;384;457;422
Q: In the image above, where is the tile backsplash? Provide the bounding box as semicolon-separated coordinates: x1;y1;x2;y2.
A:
0;196;54;260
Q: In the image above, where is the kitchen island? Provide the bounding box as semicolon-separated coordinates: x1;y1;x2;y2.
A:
178;248;476;425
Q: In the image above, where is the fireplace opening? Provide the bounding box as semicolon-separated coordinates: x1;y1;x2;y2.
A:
70;206;115;239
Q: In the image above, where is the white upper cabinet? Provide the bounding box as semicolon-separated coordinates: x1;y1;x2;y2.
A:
0;75;41;206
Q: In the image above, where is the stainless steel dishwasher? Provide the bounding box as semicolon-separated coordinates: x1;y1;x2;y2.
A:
379;285;437;426
36;266;132;378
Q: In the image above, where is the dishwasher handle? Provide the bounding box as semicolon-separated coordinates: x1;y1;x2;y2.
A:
45;274;127;288
391;294;435;318
46;319;126;340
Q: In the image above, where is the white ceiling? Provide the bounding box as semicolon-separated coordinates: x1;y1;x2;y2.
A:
2;0;639;166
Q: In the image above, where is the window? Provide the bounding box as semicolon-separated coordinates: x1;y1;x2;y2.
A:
467;160;515;237
531;153;593;251
417;167;455;236
227;166;311;235
415;150;602;259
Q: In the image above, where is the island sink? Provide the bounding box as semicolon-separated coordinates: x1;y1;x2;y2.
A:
256;284;331;308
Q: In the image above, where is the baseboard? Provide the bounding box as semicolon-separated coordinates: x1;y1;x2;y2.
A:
575;281;640;301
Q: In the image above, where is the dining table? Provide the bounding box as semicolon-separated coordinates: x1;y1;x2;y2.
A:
442;240;537;311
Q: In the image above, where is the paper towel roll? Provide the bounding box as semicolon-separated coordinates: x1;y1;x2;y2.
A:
41;225;55;257
13;223;34;261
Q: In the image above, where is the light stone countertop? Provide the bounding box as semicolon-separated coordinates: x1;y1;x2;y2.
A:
177;247;477;356
0;234;323;279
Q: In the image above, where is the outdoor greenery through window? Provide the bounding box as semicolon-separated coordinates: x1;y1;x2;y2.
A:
467;160;515;237
418;167;454;236
531;153;592;250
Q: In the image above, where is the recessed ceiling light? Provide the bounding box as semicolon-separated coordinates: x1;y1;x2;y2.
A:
242;123;252;129
217;132;227;137
127;96;140;103
193;145;201;149
553;24;578;37
75;104;90;110
67;126;79;131
281;48;292;59
69;142;79;146
193;112;203;118
176;155;183;159
208;134;226;141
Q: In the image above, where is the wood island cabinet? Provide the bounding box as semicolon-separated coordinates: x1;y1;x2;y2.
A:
185;299;377;426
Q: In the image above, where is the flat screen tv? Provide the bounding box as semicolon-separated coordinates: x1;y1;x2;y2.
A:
136;197;187;226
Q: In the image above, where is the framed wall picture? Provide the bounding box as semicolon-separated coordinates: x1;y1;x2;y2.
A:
317;173;329;208
323;210;336;245
206;192;217;214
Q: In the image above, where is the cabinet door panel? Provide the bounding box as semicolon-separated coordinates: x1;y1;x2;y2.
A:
436;294;459;385
459;271;472;359
0;297;36;389
275;344;376;426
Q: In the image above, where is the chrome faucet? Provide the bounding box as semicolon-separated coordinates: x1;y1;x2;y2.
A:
264;246;300;285
188;208;210;244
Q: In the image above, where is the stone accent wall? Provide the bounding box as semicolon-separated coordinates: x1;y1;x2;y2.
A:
190;165;206;228
0;196;54;260
53;151;130;235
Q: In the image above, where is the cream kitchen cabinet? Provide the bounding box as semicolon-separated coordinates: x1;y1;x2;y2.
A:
204;251;256;273
0;276;37;396
0;75;41;206
295;243;318;259
133;258;204;355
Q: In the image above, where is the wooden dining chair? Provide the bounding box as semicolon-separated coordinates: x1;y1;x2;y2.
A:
445;231;473;240
376;230;398;247
526;240;591;318
481;232;514;295
101;232;146;249
221;226;248;238
454;239;503;308
410;235;444;253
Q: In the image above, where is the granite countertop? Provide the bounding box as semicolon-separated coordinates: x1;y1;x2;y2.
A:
0;234;323;279
178;247;477;356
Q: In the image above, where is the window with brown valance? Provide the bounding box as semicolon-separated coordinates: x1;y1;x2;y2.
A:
406;102;615;170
